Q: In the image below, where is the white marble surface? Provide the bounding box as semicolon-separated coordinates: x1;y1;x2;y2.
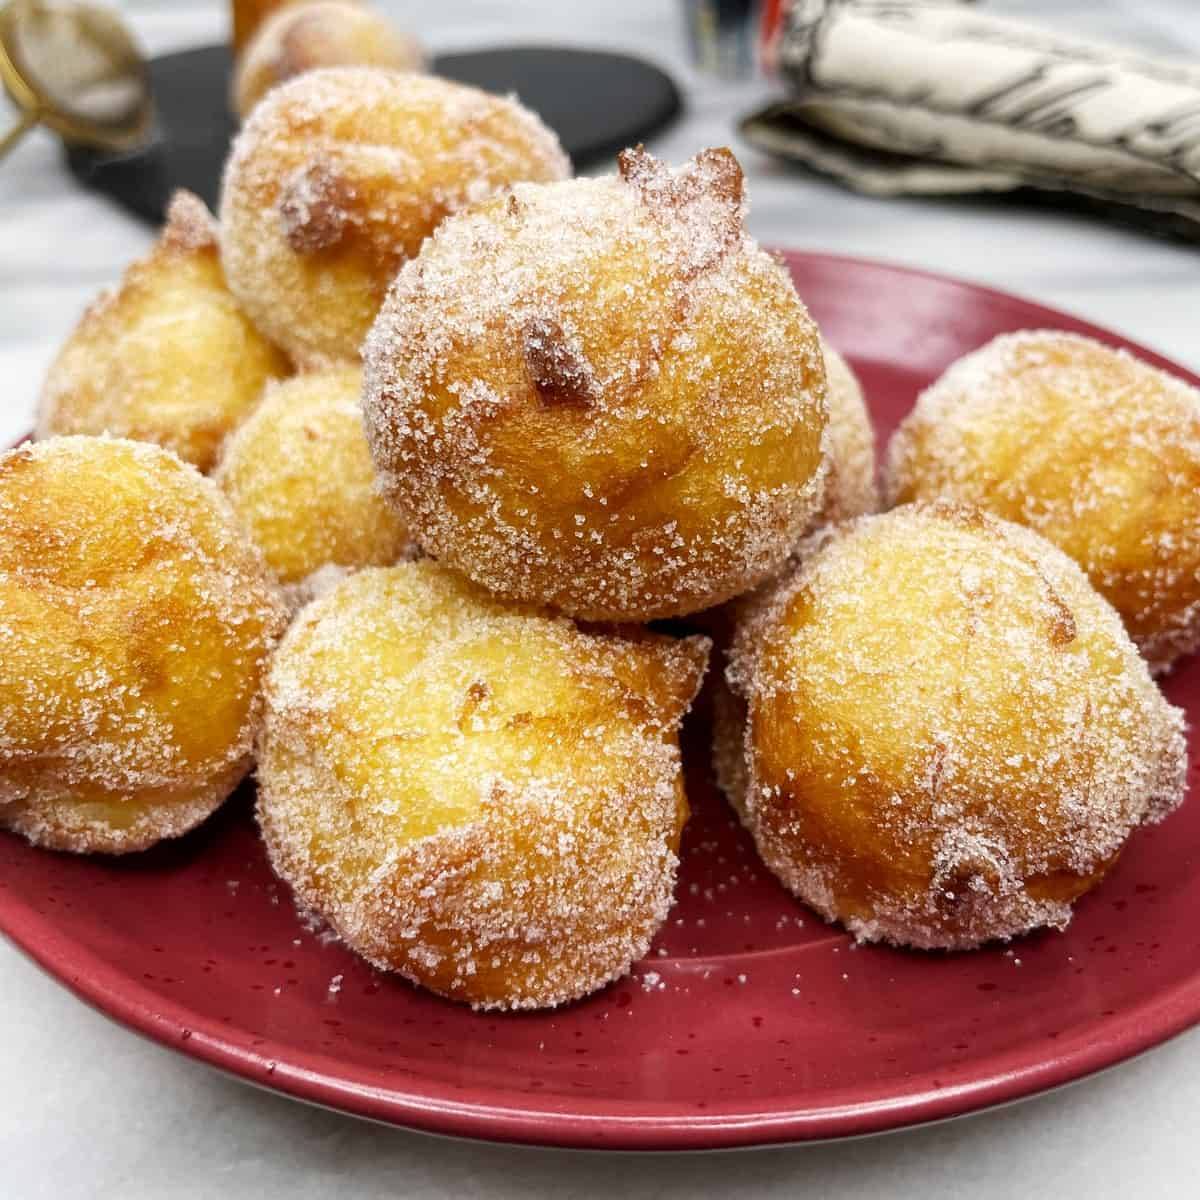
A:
2;1;1199;1196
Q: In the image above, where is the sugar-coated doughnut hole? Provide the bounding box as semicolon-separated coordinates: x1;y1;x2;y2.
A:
219;67;570;367
885;330;1200;674
721;503;1187;949
257;560;709;1009
37;192;289;473
213;365;412;591
685;339;876;651
232;2;427;119
817;340;878;524
0;437;288;854
364;146;829;622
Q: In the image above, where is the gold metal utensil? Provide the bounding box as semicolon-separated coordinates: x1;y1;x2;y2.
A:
0;0;151;158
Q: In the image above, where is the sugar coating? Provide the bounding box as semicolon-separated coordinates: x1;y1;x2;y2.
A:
885;330;1200;675
690;338;878;644
232;1;427;119
279;562;357;615
817;341;878;524
161;190;220;251
363;146;829;622
722;503;1188;950
0;437;288;854
38;191;289;473
213;365;413;587
219;67;570;367
257;561;710;1009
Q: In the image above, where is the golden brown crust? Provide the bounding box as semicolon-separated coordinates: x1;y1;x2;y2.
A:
363;149;829;622
0;437;288;854
677;339;875;643
219;68;570;367
160;189;221;252
817;340;878;524
723;503;1187;949
257;562;709;1009
885;330;1200;675
617;145;746;275
37;190;289;473
213;365;413;586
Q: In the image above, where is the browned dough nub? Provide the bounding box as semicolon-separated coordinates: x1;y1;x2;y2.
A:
523;315;597;409
278;158;357;253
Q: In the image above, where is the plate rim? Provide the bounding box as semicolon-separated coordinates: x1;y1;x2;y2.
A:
7;882;1200;1151
4;247;1200;1151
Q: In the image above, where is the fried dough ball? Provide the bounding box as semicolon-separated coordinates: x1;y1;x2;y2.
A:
885;331;1200;674
363;146;829;622
720;503;1187;950
37;192;289;473
233;2;426;119
257;561;709;1009
0;437;287;854
686;340;875;649
818;340;878;524
213;366;411;591
219;68;570;367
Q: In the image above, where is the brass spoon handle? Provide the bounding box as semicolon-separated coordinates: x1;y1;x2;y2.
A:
0;105;35;156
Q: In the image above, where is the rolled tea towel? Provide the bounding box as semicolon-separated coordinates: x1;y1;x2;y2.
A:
743;0;1200;239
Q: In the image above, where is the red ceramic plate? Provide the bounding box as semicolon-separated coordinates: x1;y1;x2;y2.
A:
4;251;1200;1151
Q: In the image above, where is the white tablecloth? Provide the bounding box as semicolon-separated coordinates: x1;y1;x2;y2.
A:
2;2;1199;1196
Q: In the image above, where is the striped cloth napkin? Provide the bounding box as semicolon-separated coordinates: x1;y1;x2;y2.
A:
743;0;1200;239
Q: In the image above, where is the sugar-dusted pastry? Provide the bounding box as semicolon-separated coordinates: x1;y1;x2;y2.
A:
885;330;1200;673
213;365;411;591
220;67;569;366
817;340;877;524
38;192;288;472
232;1;426;118
0;437;287;853
720;503;1187;949
257;561;708;1009
364;146;829;622
686;339;875;650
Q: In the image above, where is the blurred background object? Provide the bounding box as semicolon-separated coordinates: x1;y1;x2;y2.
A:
49;0;681;221
230;0;426;118
230;0;299;52
0;0;151;156
680;0;760;80
745;0;1200;240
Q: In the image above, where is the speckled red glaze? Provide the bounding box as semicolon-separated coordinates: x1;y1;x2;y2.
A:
3;251;1200;1151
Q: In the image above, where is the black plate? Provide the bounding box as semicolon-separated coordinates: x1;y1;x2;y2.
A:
65;43;682;223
